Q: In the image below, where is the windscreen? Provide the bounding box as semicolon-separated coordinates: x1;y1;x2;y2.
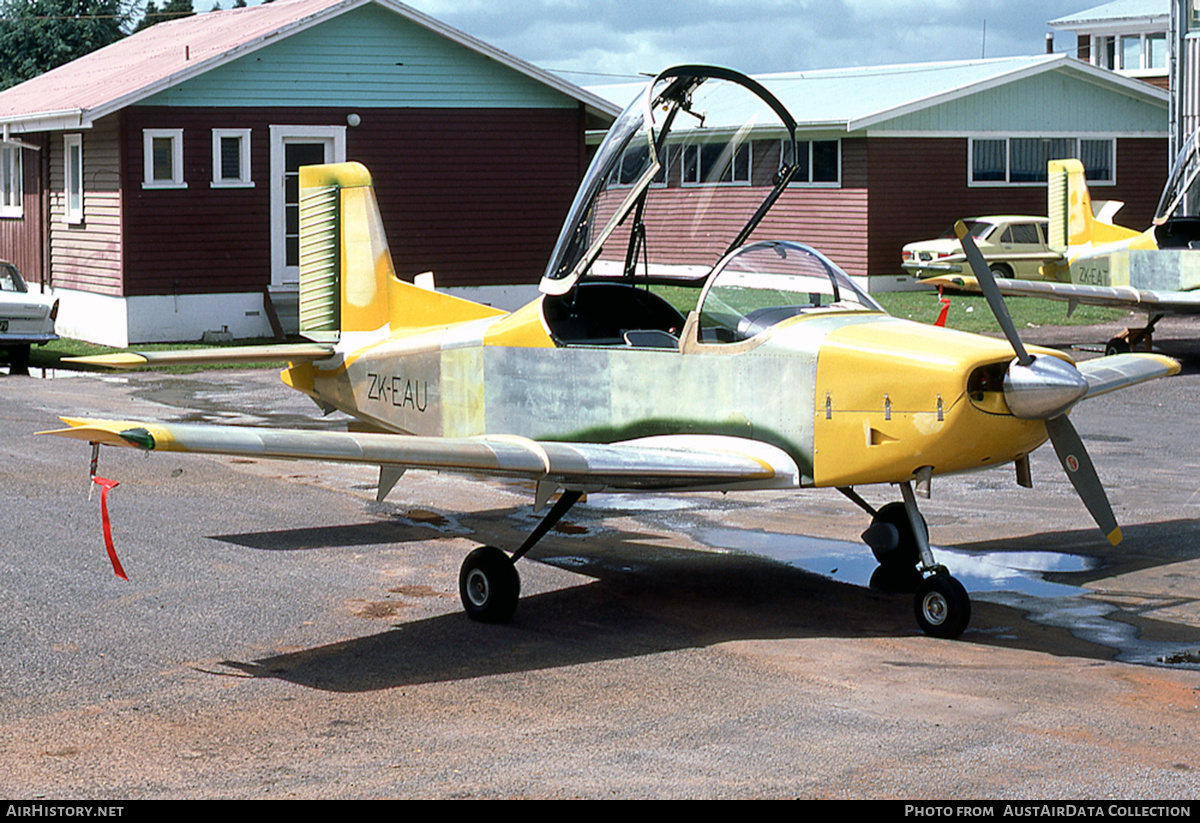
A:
697;241;881;343
541;67;798;294
1156;131;1200;223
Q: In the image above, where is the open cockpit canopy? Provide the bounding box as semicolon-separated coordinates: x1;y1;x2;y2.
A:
540;66;800;296
1153;131;1200;248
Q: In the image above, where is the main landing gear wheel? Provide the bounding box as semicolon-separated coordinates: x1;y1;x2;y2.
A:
459;546;520;624
913;573;970;639
1104;337;1132;357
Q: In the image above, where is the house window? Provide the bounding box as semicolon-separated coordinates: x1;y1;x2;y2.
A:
1147;33;1167;70
1094;35;1116;69
64;134;83;224
789;139;841;186
0;145;21;218
681;140;752;185
608;141;665;187
1010;137;1074;182
143;129;186;189
212;129;252;187
1121;35;1142;70
1080;139;1114;182
969;137;1116;185
1093;32;1167;72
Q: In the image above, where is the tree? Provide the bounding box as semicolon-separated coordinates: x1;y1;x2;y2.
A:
0;0;135;89
134;0;191;31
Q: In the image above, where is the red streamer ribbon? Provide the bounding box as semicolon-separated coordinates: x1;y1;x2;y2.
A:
91;476;128;581
934;296;951;328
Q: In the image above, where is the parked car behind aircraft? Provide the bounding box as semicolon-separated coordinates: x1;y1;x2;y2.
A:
902;216;1056;280
0;260;58;374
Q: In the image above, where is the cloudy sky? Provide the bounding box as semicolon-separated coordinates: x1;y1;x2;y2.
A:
201;0;1104;82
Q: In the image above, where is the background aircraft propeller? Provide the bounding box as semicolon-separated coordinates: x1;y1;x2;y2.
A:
953;221;1122;546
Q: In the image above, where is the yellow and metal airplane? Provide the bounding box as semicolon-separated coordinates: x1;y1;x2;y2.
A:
45;66;1179;639
928;135;1200;355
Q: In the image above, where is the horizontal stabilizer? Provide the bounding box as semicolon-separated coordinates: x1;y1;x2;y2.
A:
64;343;335;370
41;419;801;493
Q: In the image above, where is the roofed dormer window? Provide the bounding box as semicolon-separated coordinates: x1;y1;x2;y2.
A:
143;129;186;189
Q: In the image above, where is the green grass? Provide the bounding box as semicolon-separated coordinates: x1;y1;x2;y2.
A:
28;338;293;374
21;289;1132;375
873;291;1131;334
651;281;1132;335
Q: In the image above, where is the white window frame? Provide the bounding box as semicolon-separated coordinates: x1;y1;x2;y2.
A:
782;138;842;188
1090;31;1167;75
142;128;186;189
0;144;22;218
680;139;753;187
968;136;1116;187
64;134;83;224
211;128;253;188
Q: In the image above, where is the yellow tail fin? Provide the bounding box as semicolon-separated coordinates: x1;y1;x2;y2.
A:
298;163;502;342
1046;159;1139;252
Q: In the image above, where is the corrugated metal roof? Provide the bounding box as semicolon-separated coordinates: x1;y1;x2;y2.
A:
588;55;1167;132
0;0;619;131
1048;0;1167;29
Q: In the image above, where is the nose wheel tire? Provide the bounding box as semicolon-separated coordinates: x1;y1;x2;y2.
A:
459;546;520;624
914;573;970;639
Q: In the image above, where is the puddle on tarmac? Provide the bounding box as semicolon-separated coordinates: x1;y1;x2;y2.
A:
693;525;1200;670
584;494;699;512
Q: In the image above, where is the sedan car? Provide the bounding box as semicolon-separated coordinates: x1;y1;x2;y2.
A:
0;260;58;374
902;216;1059;280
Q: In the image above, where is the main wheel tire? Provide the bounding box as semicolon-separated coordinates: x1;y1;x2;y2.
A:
1105;337;1131;357
867;501;924;568
459;546;520;624
914;573;971;639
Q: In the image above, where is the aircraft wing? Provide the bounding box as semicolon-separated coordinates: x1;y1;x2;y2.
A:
924;275;1200;315
41;418;801;494
1074;353;1181;398
63;343;336;369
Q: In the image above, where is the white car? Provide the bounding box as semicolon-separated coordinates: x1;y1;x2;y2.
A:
0;260;58;374
901;216;1057;280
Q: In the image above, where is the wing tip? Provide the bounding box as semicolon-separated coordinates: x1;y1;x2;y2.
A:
62;353;149;369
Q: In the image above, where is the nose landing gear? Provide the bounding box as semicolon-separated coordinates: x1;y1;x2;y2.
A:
848;481;972;639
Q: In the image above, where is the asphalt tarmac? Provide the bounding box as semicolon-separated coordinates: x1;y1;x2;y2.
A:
2;316;1200;799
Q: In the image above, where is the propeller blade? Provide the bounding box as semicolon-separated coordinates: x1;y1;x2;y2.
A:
1044;415;1122;545
954;221;1032;366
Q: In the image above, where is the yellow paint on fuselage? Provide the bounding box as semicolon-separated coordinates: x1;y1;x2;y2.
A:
811;319;1055;486
482;297;554;348
387;276;505;331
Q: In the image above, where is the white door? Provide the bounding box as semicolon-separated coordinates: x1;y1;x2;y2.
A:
270;126;346;288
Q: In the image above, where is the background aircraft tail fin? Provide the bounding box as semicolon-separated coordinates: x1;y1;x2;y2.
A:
1046;159;1093;253
1047;159;1140;253
298;163;502;342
